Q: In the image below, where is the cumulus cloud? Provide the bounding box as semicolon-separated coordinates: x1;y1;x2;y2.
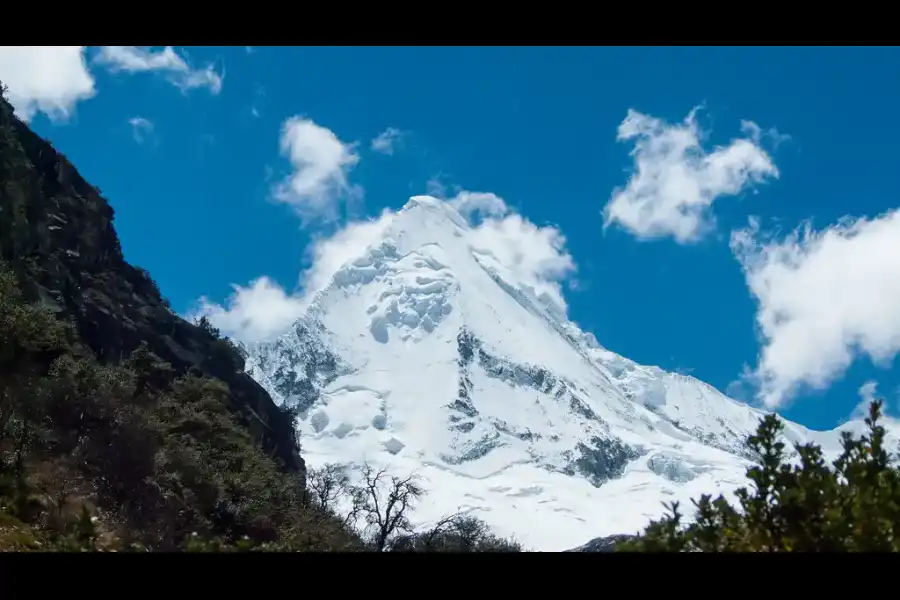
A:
448;191;509;220
190;277;308;344
0;46;96;122
370;127;403;155
467;210;576;312
191;210;394;344
471;214;575;306
195;189;576;343
604;107;780;243
94;46;223;94
731;209;900;409
300;210;395;294
433;190;575;309
271;116;362;223
128;116;154;144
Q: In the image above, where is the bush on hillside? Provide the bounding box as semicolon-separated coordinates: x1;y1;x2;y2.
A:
0;257;363;552
621;400;900;552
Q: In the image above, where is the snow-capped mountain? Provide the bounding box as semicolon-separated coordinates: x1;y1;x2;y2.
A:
243;195;899;551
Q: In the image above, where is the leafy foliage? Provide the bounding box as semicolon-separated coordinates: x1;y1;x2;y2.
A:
390;513;523;552
195;316;246;371
195;316;221;340
0;257;366;551
621;400;900;552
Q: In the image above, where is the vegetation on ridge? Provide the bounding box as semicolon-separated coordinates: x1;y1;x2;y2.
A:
0;256;361;551
622;399;900;552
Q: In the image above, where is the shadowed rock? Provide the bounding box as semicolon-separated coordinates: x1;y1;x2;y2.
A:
0;94;303;476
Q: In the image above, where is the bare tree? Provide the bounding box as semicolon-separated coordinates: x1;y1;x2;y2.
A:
390;511;461;552
389;512;522;552
451;515;521;551
418;512;464;549
304;463;368;531
341;485;367;531
305;463;351;513
353;463;424;551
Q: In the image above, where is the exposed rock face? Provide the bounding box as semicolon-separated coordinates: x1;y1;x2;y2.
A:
0;95;303;475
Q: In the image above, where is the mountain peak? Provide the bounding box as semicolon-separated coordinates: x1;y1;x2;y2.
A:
391;194;470;236
403;194;446;211
244;196;900;552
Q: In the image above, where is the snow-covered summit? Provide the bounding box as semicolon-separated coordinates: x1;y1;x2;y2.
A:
244;195;898;551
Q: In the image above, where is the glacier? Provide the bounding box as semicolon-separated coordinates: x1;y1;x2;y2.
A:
243;195;900;551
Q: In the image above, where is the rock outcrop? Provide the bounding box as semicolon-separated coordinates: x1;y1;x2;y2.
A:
0;94;303;475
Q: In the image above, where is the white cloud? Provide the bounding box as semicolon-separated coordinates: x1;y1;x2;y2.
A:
448;191;509;220
851;381;880;420
370;127;403;155
426;175;449;198
94;46;223;94
845;381;900;428
191;210;395;344
740;120;791;149
731;209;900;409
271;116;362;223
190;277;308;344
467;210;576;313
430;189;575;310
0;46;96;122
128;116;153;144
300;209;395;294
195;189;576;343
604;107;780;243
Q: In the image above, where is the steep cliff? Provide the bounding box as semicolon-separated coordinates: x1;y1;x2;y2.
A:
0;93;302;475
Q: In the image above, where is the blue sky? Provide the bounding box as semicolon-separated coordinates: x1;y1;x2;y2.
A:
3;46;900;430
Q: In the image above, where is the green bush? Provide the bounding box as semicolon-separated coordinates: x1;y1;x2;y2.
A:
0;258;362;552
621;400;900;552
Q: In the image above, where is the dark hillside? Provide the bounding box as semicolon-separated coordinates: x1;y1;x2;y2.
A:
0;96;300;474
0;83;363;551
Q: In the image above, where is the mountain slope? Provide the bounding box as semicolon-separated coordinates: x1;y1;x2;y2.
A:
0;96;301;474
245;197;899;551
0;89;371;551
